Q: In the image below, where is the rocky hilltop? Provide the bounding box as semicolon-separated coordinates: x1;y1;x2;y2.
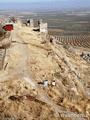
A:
0;22;90;120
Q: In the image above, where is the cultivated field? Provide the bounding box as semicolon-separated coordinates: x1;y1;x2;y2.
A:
1;9;90;35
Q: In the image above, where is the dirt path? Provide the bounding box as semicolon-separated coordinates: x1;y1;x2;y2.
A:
0;25;30;80
11;26;30;74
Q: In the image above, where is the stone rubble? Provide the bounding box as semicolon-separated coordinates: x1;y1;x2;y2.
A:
80;52;90;62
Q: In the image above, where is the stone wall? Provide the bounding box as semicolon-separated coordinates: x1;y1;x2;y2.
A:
40;23;48;42
0;49;6;70
30;19;34;28
40;23;48;33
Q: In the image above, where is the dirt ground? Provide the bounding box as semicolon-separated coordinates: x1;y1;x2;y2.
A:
0;22;90;120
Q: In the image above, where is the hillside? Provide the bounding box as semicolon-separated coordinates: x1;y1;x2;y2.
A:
0;22;90;120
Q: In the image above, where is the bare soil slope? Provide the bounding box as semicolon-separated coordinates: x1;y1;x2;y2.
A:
0;23;90;120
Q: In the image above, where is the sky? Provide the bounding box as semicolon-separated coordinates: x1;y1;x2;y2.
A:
0;0;74;2
0;0;90;4
0;0;53;2
0;0;90;10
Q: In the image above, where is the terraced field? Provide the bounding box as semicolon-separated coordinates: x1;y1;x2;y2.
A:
50;35;90;48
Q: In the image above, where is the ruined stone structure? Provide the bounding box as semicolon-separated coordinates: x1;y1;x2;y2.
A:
80;52;90;62
30;19;34;28
26;19;30;26
0;49;6;70
40;23;48;42
39;19;43;24
63;45;76;54
49;36;56;46
40;23;48;33
38;19;43;26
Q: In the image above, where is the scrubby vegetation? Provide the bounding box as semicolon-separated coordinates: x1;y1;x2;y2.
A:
0;24;5;38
